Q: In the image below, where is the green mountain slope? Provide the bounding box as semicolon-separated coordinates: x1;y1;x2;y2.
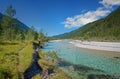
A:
54;7;120;41
0;13;29;31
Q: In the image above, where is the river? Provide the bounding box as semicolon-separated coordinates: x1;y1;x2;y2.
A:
42;40;120;79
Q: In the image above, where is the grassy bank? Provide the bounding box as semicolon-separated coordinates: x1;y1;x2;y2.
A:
32;51;70;79
0;41;70;79
0;41;34;79
0;41;26;79
18;43;34;72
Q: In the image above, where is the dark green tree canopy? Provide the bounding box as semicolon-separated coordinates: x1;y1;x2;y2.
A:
5;5;16;18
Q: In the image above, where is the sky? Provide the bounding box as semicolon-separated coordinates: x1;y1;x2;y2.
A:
0;0;120;36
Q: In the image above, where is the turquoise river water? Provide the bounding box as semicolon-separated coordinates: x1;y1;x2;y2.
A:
43;40;120;78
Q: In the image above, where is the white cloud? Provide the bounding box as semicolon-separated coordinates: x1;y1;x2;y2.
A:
62;0;120;29
99;0;120;8
62;7;110;28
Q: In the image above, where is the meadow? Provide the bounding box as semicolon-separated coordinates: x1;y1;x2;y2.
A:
0;41;32;79
0;40;70;79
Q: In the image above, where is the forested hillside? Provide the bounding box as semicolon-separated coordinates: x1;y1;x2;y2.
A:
0;12;29;30
0;5;40;41
54;7;120;41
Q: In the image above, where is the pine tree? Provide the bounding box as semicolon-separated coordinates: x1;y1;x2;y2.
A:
1;5;16;40
25;26;35;41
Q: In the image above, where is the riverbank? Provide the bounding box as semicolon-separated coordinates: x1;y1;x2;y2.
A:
25;42;70;79
69;40;120;52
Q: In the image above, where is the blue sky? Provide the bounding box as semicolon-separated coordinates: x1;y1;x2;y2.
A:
0;0;120;36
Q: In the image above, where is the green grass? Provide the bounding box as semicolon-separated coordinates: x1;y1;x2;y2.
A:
19;43;34;72
0;41;70;79
0;41;26;79
33;51;70;79
0;41;34;79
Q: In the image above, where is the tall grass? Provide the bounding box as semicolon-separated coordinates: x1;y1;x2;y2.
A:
19;43;34;72
0;41;34;79
0;41;70;79
36;51;70;79
0;41;26;79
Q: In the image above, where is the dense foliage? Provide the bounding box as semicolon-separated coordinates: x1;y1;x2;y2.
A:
54;7;120;41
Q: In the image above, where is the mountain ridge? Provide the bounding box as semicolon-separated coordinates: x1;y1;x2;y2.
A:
53;7;120;41
0;12;29;31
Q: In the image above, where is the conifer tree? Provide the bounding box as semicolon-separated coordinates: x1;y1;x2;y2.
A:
1;5;16;40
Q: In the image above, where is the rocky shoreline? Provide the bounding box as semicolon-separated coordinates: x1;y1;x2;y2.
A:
70;40;120;52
